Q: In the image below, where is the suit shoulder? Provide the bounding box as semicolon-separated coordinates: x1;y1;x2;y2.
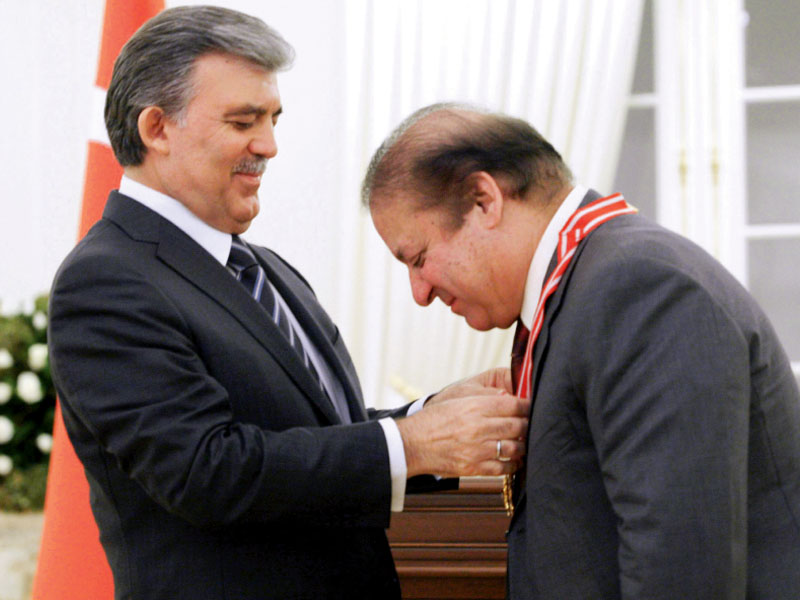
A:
580;215;723;283
51;219;155;297
568;215;766;336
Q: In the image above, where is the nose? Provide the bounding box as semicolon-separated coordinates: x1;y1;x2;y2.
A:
409;268;433;306
249;121;278;159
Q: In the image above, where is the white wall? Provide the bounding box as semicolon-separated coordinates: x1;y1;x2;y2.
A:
0;1;103;312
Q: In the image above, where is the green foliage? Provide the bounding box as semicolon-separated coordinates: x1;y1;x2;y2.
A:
0;295;56;510
0;463;48;511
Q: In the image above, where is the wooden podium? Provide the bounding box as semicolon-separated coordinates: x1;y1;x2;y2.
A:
387;477;510;600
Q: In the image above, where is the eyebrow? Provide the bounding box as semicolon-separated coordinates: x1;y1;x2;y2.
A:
223;105;283;118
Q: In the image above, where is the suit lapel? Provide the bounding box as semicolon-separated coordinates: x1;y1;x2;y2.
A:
513;190;605;514
254;248;367;422
528;189;604;405
103;192;342;424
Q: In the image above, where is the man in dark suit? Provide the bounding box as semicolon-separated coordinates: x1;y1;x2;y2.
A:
363;103;800;599
48;10;529;600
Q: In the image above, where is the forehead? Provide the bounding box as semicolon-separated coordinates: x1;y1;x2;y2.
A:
188;53;280;108
371;197;450;261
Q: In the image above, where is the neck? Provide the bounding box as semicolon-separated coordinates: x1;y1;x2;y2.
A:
514;183;574;317
488;183;569;326
521;182;572;259
123;164;166;195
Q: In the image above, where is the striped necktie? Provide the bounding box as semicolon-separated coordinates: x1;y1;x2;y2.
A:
510;319;530;393
227;236;333;408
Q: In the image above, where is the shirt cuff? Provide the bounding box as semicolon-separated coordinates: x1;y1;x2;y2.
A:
406;396;429;416
378;417;408;512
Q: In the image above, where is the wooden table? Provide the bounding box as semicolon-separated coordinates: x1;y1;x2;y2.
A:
387;477;510;600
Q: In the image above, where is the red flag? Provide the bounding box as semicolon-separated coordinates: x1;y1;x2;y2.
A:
78;0;166;239
33;1;163;598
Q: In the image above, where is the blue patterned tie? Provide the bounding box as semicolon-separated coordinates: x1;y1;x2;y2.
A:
227;236;328;400
227;236;267;301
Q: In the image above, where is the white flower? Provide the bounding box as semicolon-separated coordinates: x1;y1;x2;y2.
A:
0;382;11;405
16;371;43;404
0;416;13;444
33;311;48;331
0;300;22;317
36;433;53;454
0;349;13;370
0;454;12;476
21;298;35;315
28;343;49;371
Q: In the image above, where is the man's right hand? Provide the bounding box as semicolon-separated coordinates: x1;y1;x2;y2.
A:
395;392;529;478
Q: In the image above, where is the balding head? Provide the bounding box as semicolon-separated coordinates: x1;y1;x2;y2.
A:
361;103;572;229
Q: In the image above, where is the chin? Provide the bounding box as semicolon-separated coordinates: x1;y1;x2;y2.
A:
464;314;495;332
228;201;259;231
245;198;260;220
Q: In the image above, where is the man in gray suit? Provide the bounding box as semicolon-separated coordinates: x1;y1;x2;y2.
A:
362;103;800;599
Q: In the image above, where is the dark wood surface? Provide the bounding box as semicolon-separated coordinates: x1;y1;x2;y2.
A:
387;477;510;600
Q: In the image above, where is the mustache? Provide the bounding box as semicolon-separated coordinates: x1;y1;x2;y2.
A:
232;159;267;176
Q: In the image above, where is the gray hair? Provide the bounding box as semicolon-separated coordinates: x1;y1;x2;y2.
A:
105;5;294;166
361;102;573;228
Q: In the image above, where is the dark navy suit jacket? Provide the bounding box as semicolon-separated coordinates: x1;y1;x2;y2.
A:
50;191;421;599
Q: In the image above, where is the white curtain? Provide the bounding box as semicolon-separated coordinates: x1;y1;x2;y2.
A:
337;0;645;407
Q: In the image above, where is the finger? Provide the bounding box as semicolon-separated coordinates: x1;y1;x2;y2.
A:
480;416;529;441
456;416;528;448
462;385;509;397
485;367;512;394
505;394;530;417
495;439;526;462
428;377;510;406
483;367;512;392
471;393;530;417
501;368;513;394
504;417;530;440
470;458;524;477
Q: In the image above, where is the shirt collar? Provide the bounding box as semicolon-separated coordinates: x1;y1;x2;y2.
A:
119;175;233;265
519;184;588;329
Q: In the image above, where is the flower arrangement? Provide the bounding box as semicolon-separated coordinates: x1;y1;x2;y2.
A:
0;295;55;510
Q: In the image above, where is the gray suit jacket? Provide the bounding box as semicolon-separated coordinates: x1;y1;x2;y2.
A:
50;192;412;599
506;191;800;599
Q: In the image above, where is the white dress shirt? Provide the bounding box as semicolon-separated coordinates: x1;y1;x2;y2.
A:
519;184;587;328
119;176;410;511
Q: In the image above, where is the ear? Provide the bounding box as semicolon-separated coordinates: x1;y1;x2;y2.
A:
465;171;505;229
137;106;171;156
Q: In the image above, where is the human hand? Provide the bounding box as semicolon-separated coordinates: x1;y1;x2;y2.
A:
396;392;529;478
427;367;513;406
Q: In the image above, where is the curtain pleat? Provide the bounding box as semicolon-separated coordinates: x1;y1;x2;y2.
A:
341;0;644;408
